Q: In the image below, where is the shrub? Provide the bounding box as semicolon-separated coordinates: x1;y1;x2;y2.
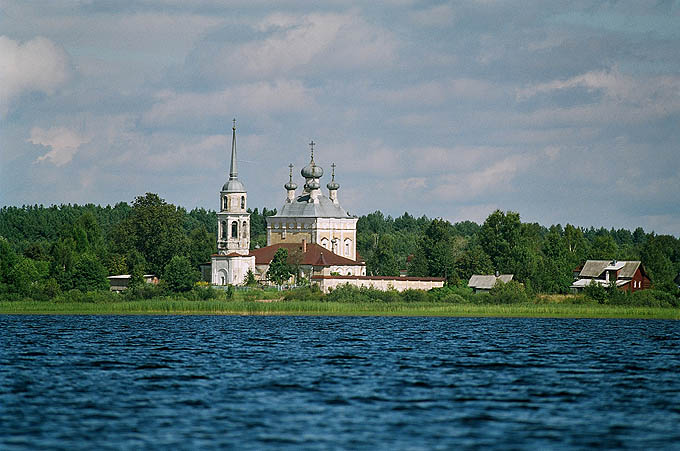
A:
488;280;529;304
583;280;608;304
619;289;678;308
401;289;430;303
283;286;323;302
430;285;473;303
163;256;199;292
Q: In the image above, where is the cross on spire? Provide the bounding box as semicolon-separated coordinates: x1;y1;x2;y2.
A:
232;118;236;130
331;163;336;180
288;163;294;181
309;140;315;161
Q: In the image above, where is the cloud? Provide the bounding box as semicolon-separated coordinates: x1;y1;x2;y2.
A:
142;80;315;126
411;4;456;27
0;36;72;115
206;11;398;81
30;127;90;166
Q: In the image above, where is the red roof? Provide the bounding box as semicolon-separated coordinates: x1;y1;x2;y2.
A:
249;242;363;267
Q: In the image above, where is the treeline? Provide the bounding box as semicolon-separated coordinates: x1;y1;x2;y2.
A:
357;210;680;294
0;193;275;300
1;193;679;300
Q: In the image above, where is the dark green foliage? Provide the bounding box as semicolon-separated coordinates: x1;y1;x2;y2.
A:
583;280;608;304
283;286;324;302
268;248;293;285
479;210;521;272
71;253;109;292
244;269;257;286
487;280;529;304
163;255;199;292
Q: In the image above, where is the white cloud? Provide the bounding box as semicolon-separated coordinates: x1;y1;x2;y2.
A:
211;11;398;80
30;127;90;166
142;80;315;125
0;36;72;115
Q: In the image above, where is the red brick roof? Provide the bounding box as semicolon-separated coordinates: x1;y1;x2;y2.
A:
249;242;363;267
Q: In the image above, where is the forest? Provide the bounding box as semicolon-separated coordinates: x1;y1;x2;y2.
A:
1;192;679;302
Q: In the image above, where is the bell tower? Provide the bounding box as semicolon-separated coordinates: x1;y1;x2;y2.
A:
217;119;250;255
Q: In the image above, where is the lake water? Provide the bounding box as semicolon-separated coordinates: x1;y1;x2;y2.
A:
1;315;679;450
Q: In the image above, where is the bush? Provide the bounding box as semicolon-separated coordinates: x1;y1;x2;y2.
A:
430;285;473;303
583;280;608;304
401;289;430;303
616;289;678;308
163;256;199;292
487;280;529;304
283;286;323;302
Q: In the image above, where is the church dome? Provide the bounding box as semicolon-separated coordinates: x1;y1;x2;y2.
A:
222;179;246;193
327;180;340;190
285;180;298;191
301;162;323;179
305;180;320;190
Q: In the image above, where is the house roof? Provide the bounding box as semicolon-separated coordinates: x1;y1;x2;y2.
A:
579;260;641;279
249;242;363;267
273;194;351;218
468;274;513;290
571;278;629;288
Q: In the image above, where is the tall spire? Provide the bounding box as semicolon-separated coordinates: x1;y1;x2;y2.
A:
309;140;315;163
229;118;238;180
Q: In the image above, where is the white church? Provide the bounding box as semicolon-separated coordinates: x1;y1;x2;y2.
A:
210;121;444;293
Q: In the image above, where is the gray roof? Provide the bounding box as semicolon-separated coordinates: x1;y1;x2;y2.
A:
274;193;351;218
579;260;641;279
222;179;246;193
468;274;513;290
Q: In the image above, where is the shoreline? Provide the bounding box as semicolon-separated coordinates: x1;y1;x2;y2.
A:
1;300;678;320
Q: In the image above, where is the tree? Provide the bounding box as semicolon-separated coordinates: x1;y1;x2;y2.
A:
367;234;400;276
455;244;493;281
244;269;257;286
479;210;521;272
71;253;109;292
112;193;187;276
163;255;198;292
268;248;292;285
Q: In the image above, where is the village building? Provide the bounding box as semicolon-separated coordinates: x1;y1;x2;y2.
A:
570;260;650;293
107;274;159;292
467;273;514;293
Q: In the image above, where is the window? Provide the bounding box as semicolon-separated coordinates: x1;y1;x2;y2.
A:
242;221;247;238
221;221;227;239
231;221;238;238
241;196;245;209
223;197;228;210
344;239;351;256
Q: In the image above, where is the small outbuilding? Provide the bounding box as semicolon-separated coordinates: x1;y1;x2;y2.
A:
107;274;159;292
468;273;514;293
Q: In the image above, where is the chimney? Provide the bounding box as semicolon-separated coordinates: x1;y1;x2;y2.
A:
302;238;307;253
495;270;500;277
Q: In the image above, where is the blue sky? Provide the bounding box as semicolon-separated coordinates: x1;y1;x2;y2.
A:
2;1;679;235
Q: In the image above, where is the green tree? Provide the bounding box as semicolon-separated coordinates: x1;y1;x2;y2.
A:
367;234;400;276
268;248;293;285
244;269;257;286
163;255;198;292
479;210;521;272
71;253;109;292
410;219;457;281
455;244;493;281
113;193;187;276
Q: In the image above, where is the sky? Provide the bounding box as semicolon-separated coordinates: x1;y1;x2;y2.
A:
1;1;679;236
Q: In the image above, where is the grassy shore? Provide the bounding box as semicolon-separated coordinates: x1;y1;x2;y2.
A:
1;299;678;319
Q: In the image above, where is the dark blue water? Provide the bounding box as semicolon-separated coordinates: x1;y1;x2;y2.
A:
1;316;679;450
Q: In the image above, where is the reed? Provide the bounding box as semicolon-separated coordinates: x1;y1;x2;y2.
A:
1;299;678;319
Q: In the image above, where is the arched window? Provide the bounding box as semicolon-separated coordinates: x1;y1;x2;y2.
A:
345;239;351;256
223;197;228;211
320;237;329;249
221;221;227;239
240;196;245;209
242;221;247;238
231;221;238;238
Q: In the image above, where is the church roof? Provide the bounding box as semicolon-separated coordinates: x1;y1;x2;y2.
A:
275;194;351;218
250;242;363;267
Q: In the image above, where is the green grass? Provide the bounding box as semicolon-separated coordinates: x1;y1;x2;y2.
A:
1;298;678;319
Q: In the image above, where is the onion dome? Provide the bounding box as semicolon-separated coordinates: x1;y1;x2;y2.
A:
327;162;339;190
301;161;323;179
301;140;323;179
284;163;297;190
305;180;320;190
